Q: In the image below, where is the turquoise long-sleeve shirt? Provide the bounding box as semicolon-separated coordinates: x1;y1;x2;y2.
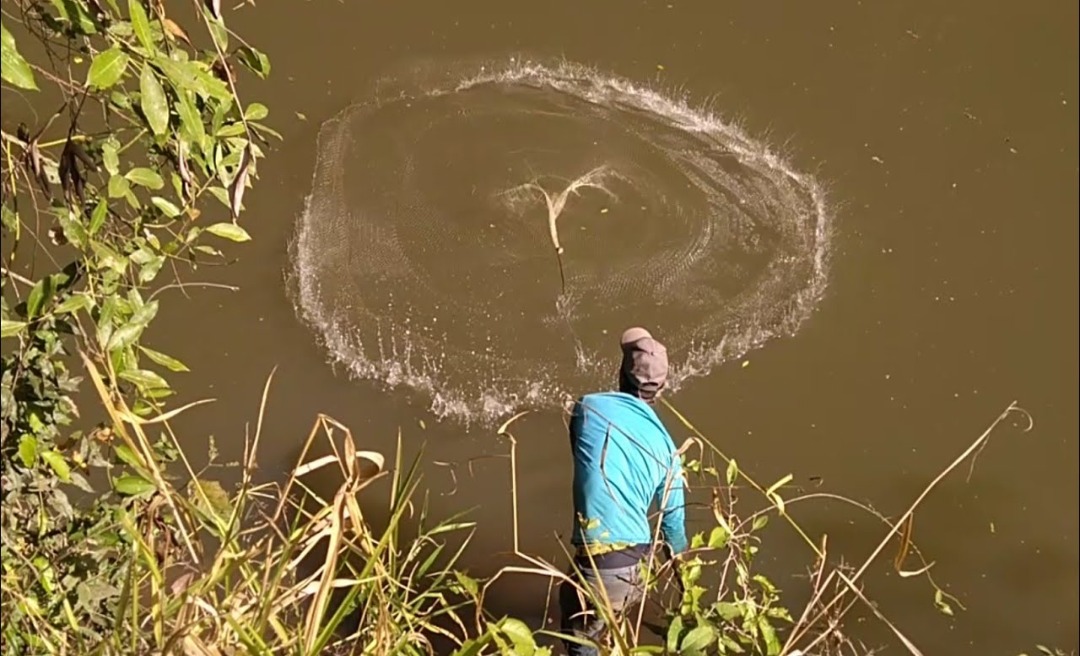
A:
568;391;688;555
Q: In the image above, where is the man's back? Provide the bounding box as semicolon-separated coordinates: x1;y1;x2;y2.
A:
568;391;688;556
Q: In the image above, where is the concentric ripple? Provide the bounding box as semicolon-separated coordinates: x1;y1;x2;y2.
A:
288;60;831;425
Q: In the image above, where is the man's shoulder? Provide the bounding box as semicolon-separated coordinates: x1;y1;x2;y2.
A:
575;392;668;433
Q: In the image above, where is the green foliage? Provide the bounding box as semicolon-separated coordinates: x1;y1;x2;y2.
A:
1;0;274;651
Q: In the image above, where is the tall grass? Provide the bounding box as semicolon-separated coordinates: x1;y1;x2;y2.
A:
14;351;1034;655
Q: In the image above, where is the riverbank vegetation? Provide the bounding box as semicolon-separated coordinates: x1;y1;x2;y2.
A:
0;1;1058;655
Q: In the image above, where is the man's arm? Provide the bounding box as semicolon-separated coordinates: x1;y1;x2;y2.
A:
656;454;689;555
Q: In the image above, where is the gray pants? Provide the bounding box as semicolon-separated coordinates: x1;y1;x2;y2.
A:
558;560;645;656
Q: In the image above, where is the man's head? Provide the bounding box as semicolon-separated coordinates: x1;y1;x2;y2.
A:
618;327;668;403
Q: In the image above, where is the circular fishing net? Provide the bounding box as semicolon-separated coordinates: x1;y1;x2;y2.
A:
288;61;831;425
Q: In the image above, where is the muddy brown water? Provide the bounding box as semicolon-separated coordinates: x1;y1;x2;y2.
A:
135;0;1079;653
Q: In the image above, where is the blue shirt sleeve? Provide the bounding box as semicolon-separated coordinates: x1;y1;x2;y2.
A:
656;452;689;555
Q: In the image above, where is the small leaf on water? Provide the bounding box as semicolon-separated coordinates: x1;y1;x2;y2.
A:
933;589;954;616
119;368;169;390
765;473;793;498
741;360;750;368
1;22;39;90
86;48;130;89
101;139;120;175
295;111;307;120
41;450;71;482
18;435;38;467
715;601;742;621
128;0;155;52
139;65;169;136
1;320;28;338
89;199;109;235
139;345;190;372
126;167;164;189
752;514;769;532
114;473;156;496
108;174;130;198
205;222;251;242
725;458;738;485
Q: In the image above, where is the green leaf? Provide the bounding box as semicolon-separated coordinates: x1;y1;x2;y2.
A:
190;478;232;520
452;571;479;598
175;89;205;144
244;102;269;121
725;458;738;486
139;65;169;136
108;174;131;198
680;624;716;655
90;200;109;234
666;614;684;653
1;22;39;90
105;323;143;351
114;474;156;496
933;589;954;616
707;525;729;549
41;450;71;482
139;345;189;372
715;601;742;621
101;138;120;175
128;0;156;52
55;293;92;315
87;48;131;89
155;57;229;101
26;275;56;319
138;255;165;283
759;617;781;656
1;320;28;337
18;435;38;468
205;222;251;242
114;444;145;470
119;368;169;390
496;617;536;654
126;167;164;189
150;196;181;217
751;514;769;532
237;46;271;78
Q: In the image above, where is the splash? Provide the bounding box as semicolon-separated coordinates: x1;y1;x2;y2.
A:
287;59;832;427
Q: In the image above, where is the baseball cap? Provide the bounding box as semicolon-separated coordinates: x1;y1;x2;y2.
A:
619;327;668;399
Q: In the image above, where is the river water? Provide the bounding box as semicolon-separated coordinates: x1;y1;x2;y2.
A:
148;0;1078;653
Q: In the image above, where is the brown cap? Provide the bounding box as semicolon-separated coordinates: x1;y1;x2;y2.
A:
619;327;668;400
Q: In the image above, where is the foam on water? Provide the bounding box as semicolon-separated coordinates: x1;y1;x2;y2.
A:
287;59;832;427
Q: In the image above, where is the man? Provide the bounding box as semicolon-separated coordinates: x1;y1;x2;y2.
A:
559;327;689;656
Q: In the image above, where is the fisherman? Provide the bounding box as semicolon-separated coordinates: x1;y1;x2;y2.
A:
559;327;689;656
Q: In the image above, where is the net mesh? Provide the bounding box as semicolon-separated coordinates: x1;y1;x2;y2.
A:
288;61;831;425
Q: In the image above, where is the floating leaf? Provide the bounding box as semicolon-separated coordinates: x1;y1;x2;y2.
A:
1;22;38;90
114;474;156;496
752;514;769;531
107;174;130;198
139;345;190;372
125;167;164;189
933;588;954;616
205;222;251;242
128;0;155;52
41;450;71;482
86;48;130;89
139;65;169;136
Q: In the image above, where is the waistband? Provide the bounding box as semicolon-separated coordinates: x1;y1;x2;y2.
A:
572;543;653;569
